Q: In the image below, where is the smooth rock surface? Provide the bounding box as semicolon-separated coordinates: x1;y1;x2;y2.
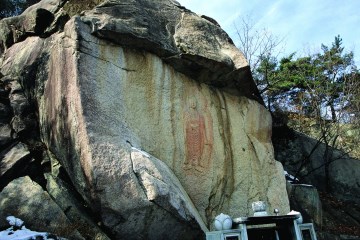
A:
38;13;289;236
0;0;290;238
128;148;206;238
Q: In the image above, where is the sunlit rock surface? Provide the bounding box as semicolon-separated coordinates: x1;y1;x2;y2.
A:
0;0;290;238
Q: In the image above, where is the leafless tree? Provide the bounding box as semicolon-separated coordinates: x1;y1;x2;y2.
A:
233;15;284;76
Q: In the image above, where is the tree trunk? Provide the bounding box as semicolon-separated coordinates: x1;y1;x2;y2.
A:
323;135;337;193
329;100;337;122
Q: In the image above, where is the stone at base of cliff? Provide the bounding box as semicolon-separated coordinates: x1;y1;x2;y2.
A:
286;182;322;227
45;173;111;240
0;176;84;239
274;130;360;203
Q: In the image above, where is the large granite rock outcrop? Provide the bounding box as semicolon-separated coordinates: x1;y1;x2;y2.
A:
78;0;260;98
0;0;69;56
0;0;290;238
274;129;360;202
274;127;360;239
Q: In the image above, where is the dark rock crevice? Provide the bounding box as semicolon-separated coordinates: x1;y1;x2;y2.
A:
78;48;137;72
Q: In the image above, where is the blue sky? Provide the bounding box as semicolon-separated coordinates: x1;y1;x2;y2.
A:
178;0;360;65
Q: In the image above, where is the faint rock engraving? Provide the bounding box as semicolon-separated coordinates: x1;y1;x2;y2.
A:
184;96;213;172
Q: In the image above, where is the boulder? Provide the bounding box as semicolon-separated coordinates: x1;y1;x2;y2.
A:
0;36;50;90
130;147;206;237
330;157;360;202
45;173;111;240
274;130;360;202
0;0;68;55
0;36;51;143
275;128;360;239
0;0;290;238
0;176;84;239
80;0;260;99
286;183;322;226
0;142;31;190
37;11;289;237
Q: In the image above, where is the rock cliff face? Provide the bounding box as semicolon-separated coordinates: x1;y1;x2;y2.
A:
274;129;360;202
0;0;290;239
274;127;360;239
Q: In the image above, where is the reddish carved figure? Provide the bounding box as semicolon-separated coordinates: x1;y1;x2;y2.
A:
184;97;213;171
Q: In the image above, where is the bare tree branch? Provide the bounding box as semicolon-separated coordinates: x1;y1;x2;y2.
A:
233;15;284;74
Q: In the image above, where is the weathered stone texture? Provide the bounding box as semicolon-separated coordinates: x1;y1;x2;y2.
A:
0;0;68;56
0;176;84;239
287;183;322;226
80;0;260;99
36;14;289;237
274;130;360;202
45;173;111;240
0;0;290;238
0;143;30;176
